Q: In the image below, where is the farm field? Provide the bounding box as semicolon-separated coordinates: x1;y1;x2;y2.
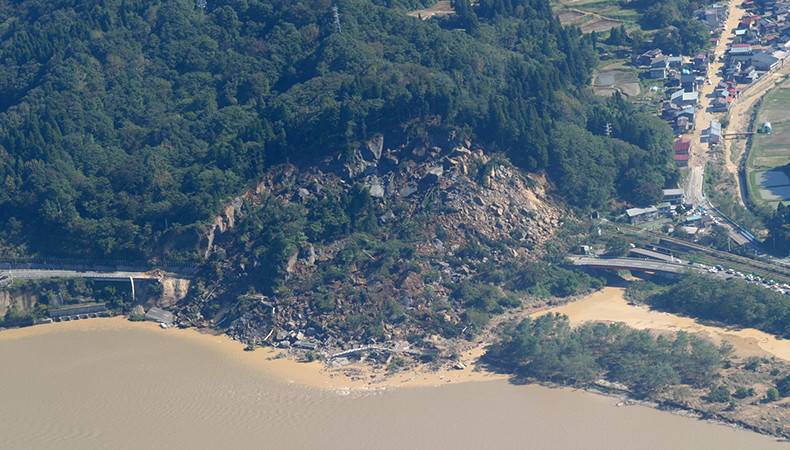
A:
553;0;639;25
747;81;790;208
592;68;640;96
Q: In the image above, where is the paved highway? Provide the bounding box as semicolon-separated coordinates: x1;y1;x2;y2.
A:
0;269;187;283
569;256;698;274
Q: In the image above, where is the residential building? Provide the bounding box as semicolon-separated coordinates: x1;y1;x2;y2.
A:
710;120;722;144
627;206;659;224
663;188;685;205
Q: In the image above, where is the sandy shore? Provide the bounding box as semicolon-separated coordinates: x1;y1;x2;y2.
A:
5;286;790;392
535;287;790;361
0;317;507;391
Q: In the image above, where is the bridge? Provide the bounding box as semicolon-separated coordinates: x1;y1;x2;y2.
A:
0;267;194;303
568;256;702;275
1;269;171;282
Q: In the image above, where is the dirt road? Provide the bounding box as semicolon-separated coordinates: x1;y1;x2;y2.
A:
684;0;747;207
686;1;790;208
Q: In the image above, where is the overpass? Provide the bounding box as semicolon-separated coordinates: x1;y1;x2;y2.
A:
0;268;193;303
568;256;703;275
1;269;171;282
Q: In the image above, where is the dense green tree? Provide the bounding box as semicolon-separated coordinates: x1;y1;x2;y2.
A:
485;313;726;398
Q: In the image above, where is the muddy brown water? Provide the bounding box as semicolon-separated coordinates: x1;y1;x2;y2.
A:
1;315;785;449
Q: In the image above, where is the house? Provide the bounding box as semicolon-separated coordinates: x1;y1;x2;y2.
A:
670;90;699;106
710;120;722;144
736;68;759;83
668;55;684;68
673;138;691;154
676;116;692;133
663;188;685;205
677;106;697;122
650;67;668;79
683;215;704;227
696;5;729;29
731;44;754;56
657;202;673;215
651;54;669;68
680;73;697;91
674;153;690;167
712;97;731;111
636;48;663;66
693;52;709;70
752;51;780;69
730;55;754;69
627;206;659;224
662;101;681;119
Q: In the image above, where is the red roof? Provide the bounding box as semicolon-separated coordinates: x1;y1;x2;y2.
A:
733;43;751;47
674;153;690;161
673;138;691;152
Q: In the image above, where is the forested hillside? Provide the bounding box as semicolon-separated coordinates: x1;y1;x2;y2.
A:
0;0;675;259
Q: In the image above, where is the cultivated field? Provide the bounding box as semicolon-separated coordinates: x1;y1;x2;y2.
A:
553;0;640;24
747;81;790;207
555;6;622;33
407;1;455;20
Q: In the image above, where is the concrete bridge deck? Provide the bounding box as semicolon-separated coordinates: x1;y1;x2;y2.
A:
568;256;701;274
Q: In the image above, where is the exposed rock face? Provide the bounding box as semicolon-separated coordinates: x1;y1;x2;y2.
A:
192;131;567;352
158;278;190;308
0;290;39;317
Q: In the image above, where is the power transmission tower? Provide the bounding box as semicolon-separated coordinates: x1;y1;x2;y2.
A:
333;5;341;34
604;122;612;137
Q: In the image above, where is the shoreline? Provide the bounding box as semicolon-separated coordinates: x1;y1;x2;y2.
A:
2;297;789;442
0;316;508;391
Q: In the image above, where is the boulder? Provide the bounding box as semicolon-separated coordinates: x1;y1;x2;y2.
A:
285;251;299;273
130;305;145;317
301;243;316;265
362;135;384;161
399;184;417;198
379;210;395;224
424;166;443;183
369;183;385;198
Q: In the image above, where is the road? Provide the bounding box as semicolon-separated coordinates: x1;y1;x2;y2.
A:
569;255;703;274
0;269;188;284
684;0;747;208
683;0;790;207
